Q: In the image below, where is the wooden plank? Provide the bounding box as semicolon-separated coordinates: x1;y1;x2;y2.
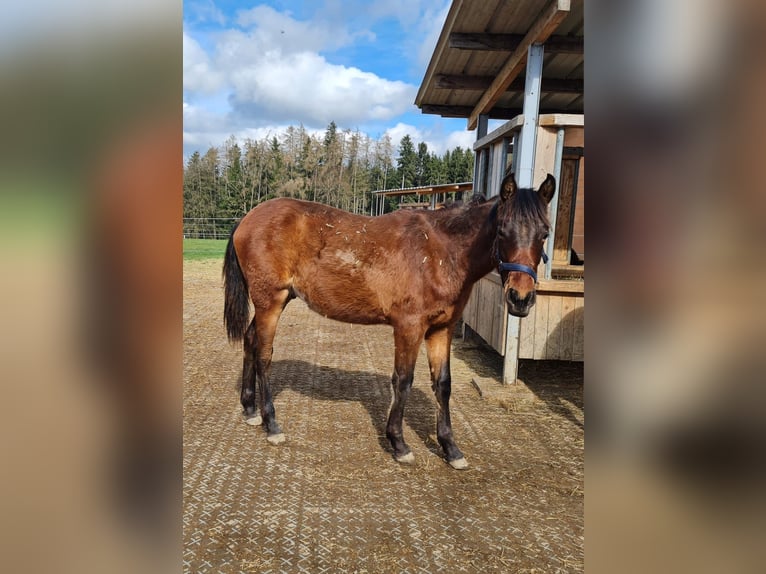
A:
545;294;563;359
463;283;479;331
421;104;524;119
553;157;576;264
563;126;584;146
435;74;583;94
533;126;557;197
518;305;536;359
496;294;508;352
572;295;584;360
532;294;550;360
422;104;574;121
494;283;507;352
550;265;584;280
559;294;577;361
449;32;584;54
494;281;505;351
572;155;585;259
475;281;489;343
538;113;584;127
481;282;497;349
503;315;521;383
490;139;506;197
468;0;572;130
464;276;509;355
538;278;584;293
473;115;524;150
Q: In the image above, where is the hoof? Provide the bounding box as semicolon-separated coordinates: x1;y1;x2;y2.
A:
244;414;262;426
266;433;286;445
448;457;469;470
395;452;415;464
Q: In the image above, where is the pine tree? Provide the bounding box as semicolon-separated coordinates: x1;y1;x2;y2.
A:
396;135;417;189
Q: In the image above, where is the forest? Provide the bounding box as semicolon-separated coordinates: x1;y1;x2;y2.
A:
183;121;474;238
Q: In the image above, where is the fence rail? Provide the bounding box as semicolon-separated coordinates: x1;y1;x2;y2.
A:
183;218;240;240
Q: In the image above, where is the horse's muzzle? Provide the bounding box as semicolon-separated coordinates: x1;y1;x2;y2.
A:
506;288;536;317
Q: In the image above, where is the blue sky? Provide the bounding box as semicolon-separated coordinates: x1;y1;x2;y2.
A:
183;0;477;159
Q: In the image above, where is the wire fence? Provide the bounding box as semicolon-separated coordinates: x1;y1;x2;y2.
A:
183;218;240;240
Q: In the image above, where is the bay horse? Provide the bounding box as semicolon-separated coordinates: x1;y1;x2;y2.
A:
223;170;555;469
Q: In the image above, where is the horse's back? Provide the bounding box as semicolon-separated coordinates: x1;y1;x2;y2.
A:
230;198;472;325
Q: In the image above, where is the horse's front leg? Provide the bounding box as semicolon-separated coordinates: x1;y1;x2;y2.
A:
425;325;468;469
386;325;424;464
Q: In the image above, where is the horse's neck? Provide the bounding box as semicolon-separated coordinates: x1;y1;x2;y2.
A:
450;201;498;283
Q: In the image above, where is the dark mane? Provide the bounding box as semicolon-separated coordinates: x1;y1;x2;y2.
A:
427;193;491;235
501;187;550;228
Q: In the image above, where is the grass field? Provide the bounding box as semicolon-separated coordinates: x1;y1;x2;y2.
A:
183;239;228;260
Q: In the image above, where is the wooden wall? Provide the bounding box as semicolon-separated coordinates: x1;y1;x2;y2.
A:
463;276;584;362
462;274;507;353
518;287;584;361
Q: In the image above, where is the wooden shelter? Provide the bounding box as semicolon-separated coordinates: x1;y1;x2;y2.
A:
416;0;584;383
370;182;474;215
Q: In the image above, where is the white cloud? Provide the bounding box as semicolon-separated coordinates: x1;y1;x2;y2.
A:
417;2;451;70
183;32;224;94
384;123;423;151
228;51;416;125
183;100;328;158
235;5;353;53
187;0;226;26
182;2;464;158
442;129;476;152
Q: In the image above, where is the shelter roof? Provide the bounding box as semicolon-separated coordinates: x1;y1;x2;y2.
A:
415;0;584;129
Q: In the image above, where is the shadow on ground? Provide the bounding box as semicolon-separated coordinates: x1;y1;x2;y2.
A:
453;324;583;430
231;360;442;459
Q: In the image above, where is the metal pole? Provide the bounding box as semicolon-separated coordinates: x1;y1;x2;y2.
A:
516;43;544;188
504;43;545;384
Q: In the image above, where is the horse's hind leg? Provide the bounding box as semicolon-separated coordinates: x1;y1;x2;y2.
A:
425;325;468;470
254;291;290;445
240;319;261;426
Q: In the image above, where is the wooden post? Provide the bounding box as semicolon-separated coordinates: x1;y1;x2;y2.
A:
545;127;565;279
477;113;489;140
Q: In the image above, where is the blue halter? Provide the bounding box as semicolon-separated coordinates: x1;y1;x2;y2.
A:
496;249;548;283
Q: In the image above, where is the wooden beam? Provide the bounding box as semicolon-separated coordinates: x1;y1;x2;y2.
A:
538;113;584;127
467;0;571;131
449;32;583;55
435;74;583;94
420;104;523;119
421;104;574;120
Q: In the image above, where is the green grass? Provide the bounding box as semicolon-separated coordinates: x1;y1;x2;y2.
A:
183;238;228;260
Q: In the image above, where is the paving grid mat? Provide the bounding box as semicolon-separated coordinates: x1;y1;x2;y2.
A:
184;260;583;573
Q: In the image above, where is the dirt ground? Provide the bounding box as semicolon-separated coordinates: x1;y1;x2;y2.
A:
183;259;583;573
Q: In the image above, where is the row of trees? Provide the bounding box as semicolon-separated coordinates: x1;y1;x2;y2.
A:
183;122;474;237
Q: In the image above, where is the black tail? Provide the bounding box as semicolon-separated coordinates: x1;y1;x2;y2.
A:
223;222;250;343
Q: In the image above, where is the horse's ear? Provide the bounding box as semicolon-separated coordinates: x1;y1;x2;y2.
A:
538;173;556;204
500;172;518;202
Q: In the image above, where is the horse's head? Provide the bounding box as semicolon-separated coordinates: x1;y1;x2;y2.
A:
495;172;555;317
